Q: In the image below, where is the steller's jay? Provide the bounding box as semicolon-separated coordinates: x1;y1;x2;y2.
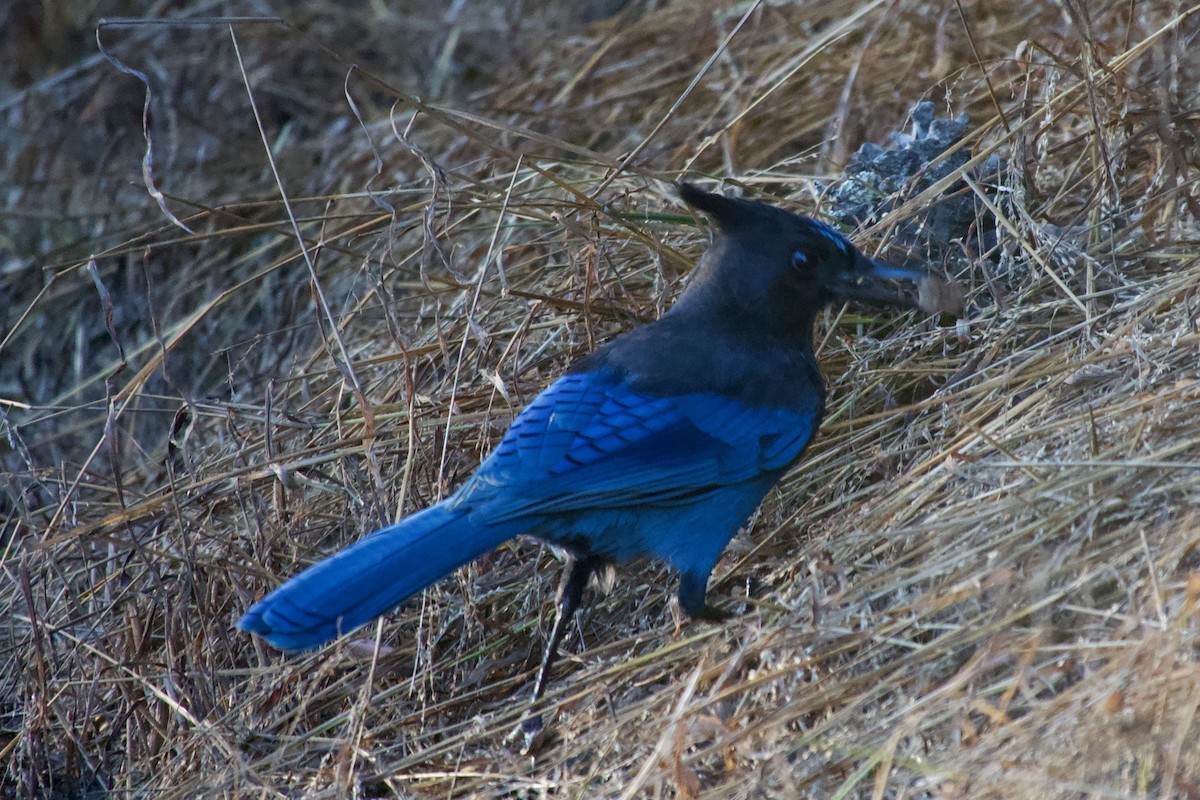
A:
239;183;937;715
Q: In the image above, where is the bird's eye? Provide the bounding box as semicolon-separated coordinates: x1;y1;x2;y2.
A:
790;249;809;270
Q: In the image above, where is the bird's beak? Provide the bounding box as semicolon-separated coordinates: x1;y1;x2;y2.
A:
836;252;966;317
832;251;927;309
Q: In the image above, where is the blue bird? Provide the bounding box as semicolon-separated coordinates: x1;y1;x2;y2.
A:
239;183;931;706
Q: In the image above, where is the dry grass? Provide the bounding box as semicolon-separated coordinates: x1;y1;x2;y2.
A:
3;1;1200;797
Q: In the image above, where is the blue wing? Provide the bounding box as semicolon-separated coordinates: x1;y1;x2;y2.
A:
451;370;819;521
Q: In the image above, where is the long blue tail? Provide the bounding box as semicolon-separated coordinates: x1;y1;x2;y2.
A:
238;503;518;651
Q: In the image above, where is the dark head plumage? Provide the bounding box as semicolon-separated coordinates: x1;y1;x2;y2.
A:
672;183;926;334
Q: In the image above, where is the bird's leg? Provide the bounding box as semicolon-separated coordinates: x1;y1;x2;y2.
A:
515;554;597;753
532;554;597;702
678;570;732;622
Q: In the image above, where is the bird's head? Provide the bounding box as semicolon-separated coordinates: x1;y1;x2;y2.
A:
674;183;935;338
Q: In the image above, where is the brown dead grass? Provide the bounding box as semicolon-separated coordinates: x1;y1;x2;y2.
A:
3;1;1200;798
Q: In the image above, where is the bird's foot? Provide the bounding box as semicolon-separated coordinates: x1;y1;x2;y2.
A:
688;602;733;623
507;711;548;756
678;573;734;623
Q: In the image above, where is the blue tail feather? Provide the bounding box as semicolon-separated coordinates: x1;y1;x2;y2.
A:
238;504;517;651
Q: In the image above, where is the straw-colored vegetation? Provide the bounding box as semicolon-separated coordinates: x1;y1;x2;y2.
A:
3;1;1199;797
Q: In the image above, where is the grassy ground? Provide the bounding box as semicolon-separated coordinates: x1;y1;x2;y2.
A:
3;1;1200;797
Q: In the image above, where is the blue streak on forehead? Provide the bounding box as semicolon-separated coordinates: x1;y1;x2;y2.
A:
808;218;849;254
